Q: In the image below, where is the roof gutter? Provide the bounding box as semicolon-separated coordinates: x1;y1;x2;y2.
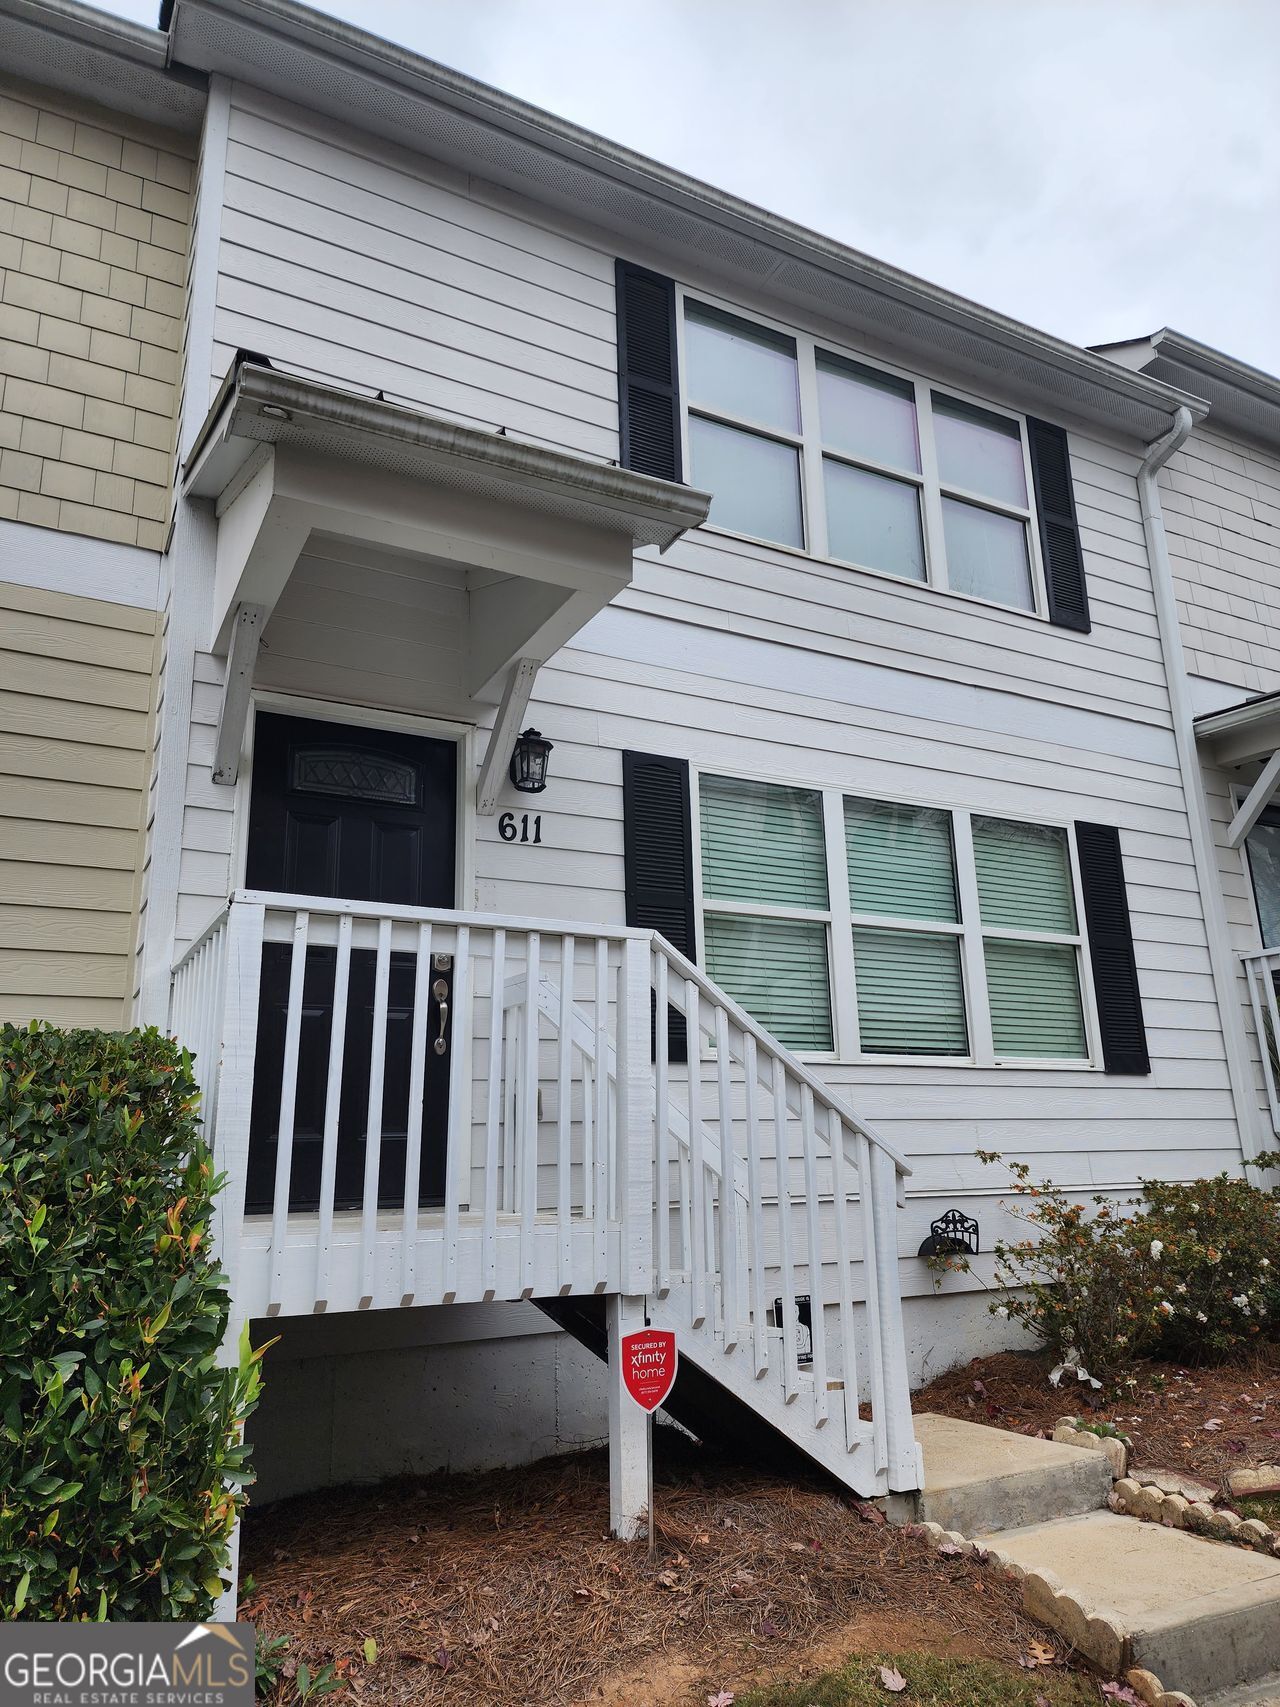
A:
1138;407;1267;1168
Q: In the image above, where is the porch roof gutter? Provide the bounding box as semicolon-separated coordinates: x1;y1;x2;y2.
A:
184;360;711;553
162;0;1206;442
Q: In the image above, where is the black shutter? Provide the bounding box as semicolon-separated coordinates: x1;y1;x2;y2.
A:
622;750;695;1061
615;261;681;483
1027;416;1090;634
1075;821;1150;1075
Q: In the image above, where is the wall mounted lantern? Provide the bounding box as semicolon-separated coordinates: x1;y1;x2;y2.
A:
509;728;554;793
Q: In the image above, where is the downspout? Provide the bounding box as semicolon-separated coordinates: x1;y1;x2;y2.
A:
1139;406;1266;1167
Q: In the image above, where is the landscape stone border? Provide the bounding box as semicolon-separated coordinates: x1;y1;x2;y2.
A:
1051;1413;1280;1557
911;1519;1197;1706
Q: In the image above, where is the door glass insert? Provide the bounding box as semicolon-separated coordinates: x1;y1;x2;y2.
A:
291;747;419;805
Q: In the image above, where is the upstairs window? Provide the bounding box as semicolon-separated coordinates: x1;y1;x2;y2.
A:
681;294;1045;616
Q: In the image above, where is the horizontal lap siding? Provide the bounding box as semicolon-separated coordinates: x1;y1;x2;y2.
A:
1163;425;1280;695
0;581;154;1026
213;89;616;458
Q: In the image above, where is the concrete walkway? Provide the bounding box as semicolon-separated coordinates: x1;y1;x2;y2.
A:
908;1412;1280;1704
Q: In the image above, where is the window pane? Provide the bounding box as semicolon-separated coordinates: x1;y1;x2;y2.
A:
933;394;1027;505
985;938;1086;1058
845;797;957;921
817;353;919;472
701;775;828;908
690;415;803;548
942;497;1033;610
853;927;968;1056
1246;815;1280;948
972;817;1076;933
704;913;833;1051
685;302;799;432
824;460;925;582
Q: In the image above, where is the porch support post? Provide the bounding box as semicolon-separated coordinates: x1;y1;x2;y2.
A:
212;602;265;785
476;656;539;816
606;1293;648;1541
1227;747;1280;848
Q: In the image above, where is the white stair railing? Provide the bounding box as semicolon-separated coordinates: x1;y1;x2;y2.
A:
1242;946;1280;1139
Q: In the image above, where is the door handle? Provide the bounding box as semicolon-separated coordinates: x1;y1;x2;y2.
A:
432;977;449;1056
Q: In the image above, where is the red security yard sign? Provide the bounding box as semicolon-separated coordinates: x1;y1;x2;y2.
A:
621;1329;677;1413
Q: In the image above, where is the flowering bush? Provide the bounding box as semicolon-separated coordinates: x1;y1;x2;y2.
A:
979;1151;1280;1384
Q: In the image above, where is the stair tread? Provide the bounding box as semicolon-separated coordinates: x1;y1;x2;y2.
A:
980;1511;1280;1699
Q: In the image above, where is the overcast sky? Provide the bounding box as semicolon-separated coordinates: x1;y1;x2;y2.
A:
102;0;1280;375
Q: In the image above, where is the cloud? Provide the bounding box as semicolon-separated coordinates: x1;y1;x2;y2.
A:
99;0;1280;372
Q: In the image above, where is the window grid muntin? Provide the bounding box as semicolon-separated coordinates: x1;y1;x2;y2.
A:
676;286;1048;619
690;762;1100;1067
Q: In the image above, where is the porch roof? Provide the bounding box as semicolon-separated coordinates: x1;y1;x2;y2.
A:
1195;690;1280;767
183;359;710;558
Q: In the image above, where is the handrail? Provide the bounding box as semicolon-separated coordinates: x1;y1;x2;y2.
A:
653;937;913;1178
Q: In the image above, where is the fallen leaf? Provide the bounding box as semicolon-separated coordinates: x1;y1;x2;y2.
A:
434;1647;452;1675
1021;1639;1055;1669
707;1693;735;1707
878;1665;908;1693
1204;1419;1223;1432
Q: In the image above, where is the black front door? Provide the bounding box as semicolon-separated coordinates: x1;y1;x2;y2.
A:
244;712;458;1215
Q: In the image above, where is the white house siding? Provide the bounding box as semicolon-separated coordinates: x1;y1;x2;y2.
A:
1161;424;1280;697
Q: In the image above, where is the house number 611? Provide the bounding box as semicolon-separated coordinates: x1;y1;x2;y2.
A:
498;811;543;844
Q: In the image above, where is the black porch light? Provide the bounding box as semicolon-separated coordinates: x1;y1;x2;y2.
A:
509;728;553;793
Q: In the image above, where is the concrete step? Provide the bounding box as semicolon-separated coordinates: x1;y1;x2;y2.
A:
913;1411;1114;1534
980;1511;1280;1703
1203;1678;1280;1706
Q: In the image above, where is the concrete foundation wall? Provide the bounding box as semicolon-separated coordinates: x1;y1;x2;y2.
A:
246;1302;609;1506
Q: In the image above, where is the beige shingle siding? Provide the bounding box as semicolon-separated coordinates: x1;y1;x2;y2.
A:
0;581;157;1028
0;81;191;550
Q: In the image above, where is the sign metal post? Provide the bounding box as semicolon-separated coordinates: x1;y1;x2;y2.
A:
619;1325;677;1560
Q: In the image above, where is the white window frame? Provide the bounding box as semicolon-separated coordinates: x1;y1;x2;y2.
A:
691;762;1102;1069
676;285;1050;621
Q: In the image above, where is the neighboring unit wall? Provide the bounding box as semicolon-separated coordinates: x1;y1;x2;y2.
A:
0;573;156;1027
0;78;191;548
1162;424;1280;697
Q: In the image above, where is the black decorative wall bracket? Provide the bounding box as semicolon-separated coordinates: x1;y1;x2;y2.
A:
917;1208;980;1259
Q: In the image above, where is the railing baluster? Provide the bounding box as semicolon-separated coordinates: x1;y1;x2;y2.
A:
443;925;471;1300
268;909;310;1314
856;1131;889;1476
503;1005;518;1216
519;932;540;1296
771;1053;800;1403
686;980;706;1328
556;934;574;1292
799;1083;829;1425
742;1033;769;1378
484;928;507;1298
314;912;352;1312
714;1004;739;1351
825;1106;860;1448
593;938;609;1282
399;921;432;1307
581;1055;594;1222
1256;956;1280;1141
654;951;671;1295
358;916;393;1309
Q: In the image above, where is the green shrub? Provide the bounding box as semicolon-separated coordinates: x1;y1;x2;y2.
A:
0;1023;268;1620
980;1151;1280;1382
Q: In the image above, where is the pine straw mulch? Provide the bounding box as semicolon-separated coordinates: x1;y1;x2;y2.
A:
241;1436;1069;1707
916;1346;1280;1497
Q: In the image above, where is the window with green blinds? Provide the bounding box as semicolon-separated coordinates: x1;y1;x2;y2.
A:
852;927;968;1055
845;796;958;921
972;817;1076;932
700;776;828;908
984;938;1086;1058
704;914;833;1051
